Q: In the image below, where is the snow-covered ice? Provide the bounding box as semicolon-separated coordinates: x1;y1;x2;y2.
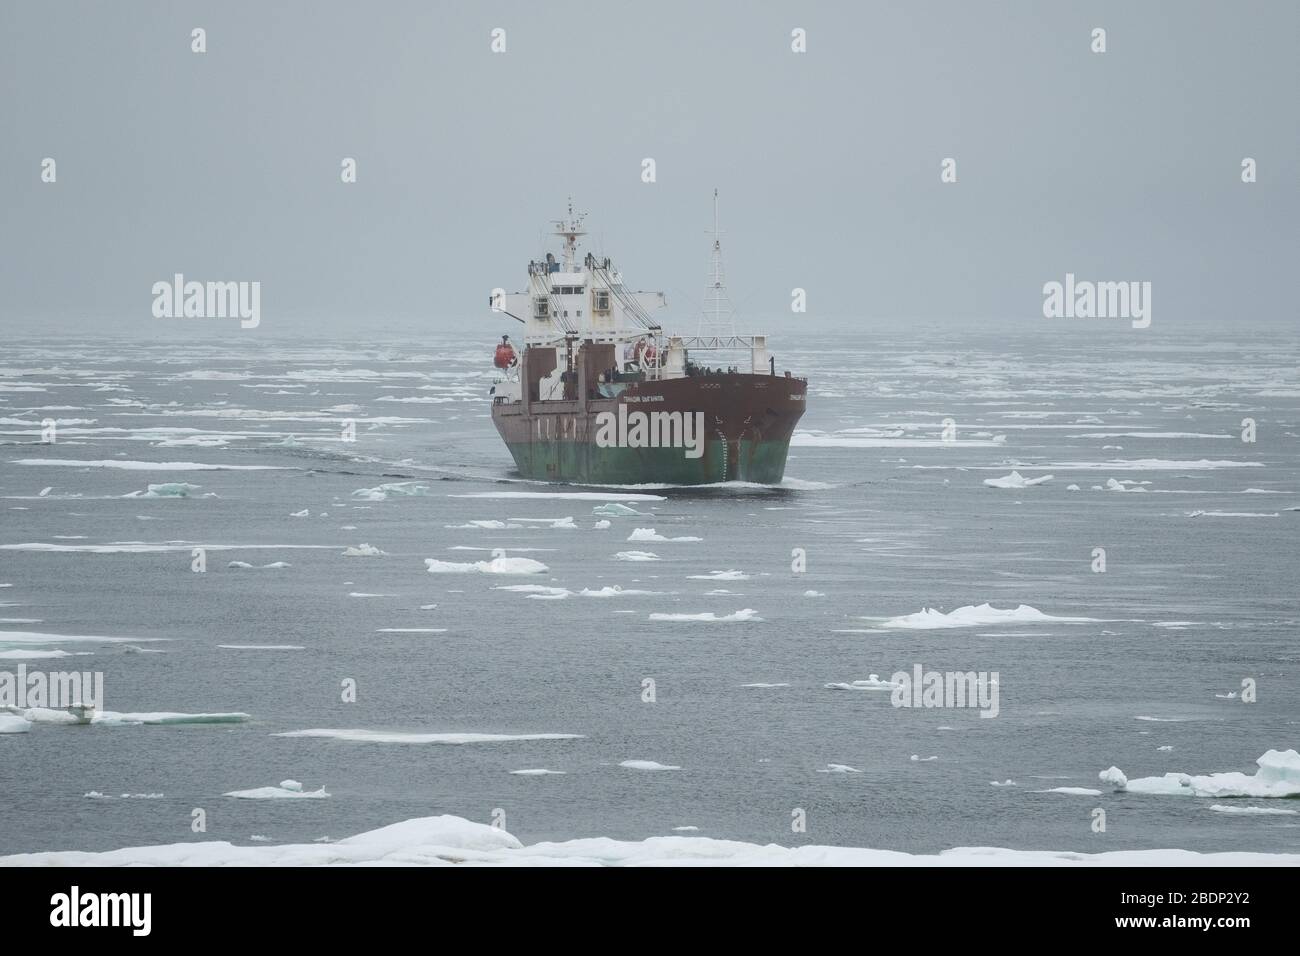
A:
649;609;761;623
5;814;1299;866
628;528;701;543
1100;749;1300;798
875;603;1097;630
425;555;549;575
984;471;1054;489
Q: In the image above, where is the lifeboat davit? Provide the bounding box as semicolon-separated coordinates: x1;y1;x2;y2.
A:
493;342;517;369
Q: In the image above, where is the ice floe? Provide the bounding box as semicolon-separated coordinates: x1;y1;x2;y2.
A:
984;471;1054;489
425;555;549;575
0;714;31;734
451;491;664;501
649;609;761;623
7;814;1300;865
1187;510;1278;518
911;755;939;763
825;674;901;691
509;769;566;776
820;764;862;773
273;729;582;745
125;482;209;498
225;780;330;799
218;644;305;650
628;528;701;542
687;570;750;581
342;543;386;557
1208;804;1297;816
615;551;660;561
1104;478;1149;492
1100;749;1300;798
620;760;680;771
592;503;645;517
741;683;790;688
875;603;1097;630
1033;787;1101;796
228;561;291;569
12;458;289;470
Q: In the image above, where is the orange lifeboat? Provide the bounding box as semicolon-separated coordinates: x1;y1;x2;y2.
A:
493;341;517;369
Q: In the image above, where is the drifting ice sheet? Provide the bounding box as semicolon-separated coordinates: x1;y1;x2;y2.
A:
1100;749;1300;798
4;815;1300;866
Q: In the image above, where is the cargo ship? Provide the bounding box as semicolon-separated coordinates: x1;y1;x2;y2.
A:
488;195;806;485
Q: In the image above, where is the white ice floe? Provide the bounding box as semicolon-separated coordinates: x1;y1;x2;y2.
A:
290;509;309;517
579;586;660;598
825;674;901;691
620;760;680;771
4;708;249;728
875;603;1097;630
1045;459;1263;471
803;590;825;597
1187;510;1278;518
1066;484;1081;491
342;543;386;557
990;780;1018;787
984;471;1054;489
12;459;288;470
1104;478;1148;492
0;649;74;660
649;609;761;623
741;683;790;688
425;555;549;575
124;482;208;498
687;570;750;581
911;755;939;763
592;503;645;517
792;432;1005;449
0;714;32;734
217;644;305;650
628;528;701;543
273;729;582;745
227;561;291;569
1100;749;1300;798
593;520;611;529
352;482;434;500
821;764;862;773
615;551;659;562
1034;787;1101;795
509;769;566;776
451;492;664;501
0;629;162;647
226;780;330;799
1208;804;1297;816
5;813;1300;867
508;516;578;529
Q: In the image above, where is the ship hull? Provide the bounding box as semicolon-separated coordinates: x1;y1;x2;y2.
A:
491;373;806;485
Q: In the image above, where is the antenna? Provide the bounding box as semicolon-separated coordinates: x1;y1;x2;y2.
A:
697;188;736;338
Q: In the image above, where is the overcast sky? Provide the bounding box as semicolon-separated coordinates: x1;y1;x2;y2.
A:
1;0;1295;339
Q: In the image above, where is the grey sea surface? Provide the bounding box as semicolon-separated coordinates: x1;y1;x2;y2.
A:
1;327;1298;856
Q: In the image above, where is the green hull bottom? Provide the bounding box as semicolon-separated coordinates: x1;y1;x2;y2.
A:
504;439;793;485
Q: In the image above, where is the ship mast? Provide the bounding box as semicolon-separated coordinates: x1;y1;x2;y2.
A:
552;197;587;271
697;188;736;339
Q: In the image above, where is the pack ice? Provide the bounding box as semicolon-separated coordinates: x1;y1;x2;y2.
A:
1100;749;1300;798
